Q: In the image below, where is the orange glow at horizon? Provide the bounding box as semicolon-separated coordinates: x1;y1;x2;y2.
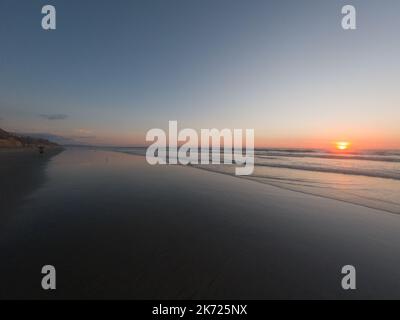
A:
335;141;351;151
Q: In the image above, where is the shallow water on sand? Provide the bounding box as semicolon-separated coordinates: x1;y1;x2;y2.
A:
116;147;400;214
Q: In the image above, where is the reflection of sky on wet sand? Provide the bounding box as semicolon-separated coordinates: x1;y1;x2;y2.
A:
197;163;400;214
3;147;400;299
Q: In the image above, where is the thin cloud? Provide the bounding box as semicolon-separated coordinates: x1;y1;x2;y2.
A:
75;135;96;139
39;114;68;120
74;128;95;139
76;128;93;135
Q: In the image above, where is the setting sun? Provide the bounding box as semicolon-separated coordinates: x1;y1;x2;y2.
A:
335;141;351;151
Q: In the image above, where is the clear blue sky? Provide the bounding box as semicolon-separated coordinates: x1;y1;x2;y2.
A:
0;0;399;148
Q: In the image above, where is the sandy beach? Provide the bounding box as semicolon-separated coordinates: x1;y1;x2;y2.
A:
1;147;400;299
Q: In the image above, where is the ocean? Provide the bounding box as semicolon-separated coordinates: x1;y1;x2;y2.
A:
113;147;400;214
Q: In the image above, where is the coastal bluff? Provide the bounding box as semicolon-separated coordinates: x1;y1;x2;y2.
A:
0;128;59;149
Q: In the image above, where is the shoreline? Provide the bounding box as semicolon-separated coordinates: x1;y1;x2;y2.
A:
109;148;400;216
195;165;400;216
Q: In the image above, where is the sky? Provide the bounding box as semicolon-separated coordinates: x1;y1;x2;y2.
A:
0;0;399;149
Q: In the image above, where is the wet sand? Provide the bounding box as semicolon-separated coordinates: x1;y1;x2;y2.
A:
0;148;63;220
1;147;400;299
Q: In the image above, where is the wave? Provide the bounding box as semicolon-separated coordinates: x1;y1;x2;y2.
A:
255;148;400;156
255;153;400;163
253;162;400;181
113;147;400;180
